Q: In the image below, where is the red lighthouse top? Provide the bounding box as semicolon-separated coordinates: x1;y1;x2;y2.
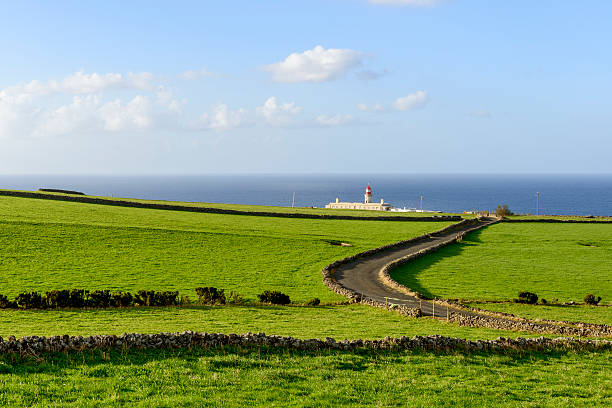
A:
365;185;372;195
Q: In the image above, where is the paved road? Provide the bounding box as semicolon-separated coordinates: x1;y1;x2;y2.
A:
334;217;499;318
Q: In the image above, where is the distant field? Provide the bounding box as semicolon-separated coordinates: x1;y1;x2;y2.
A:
0;196;452;303
391;223;612;308
0;189;470;218
0;347;609;407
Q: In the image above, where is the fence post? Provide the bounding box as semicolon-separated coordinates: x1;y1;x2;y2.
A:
432;301;435;317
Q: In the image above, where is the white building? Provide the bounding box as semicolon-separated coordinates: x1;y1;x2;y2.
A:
325;185;393;211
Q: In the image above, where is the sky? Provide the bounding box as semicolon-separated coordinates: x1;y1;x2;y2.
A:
1;0;611;174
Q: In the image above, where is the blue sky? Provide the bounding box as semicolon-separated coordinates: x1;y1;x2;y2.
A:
1;0;611;174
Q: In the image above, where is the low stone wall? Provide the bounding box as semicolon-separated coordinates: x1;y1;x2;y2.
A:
0;190;462;223
450;313;612;338
2;331;610;356
320;218;481;316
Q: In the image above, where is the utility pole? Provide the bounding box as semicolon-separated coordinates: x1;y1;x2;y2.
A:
536;192;539;216
292;192;295;208
420;195;423;212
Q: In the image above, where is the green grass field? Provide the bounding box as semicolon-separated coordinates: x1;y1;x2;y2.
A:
0;347;610;407
0;195;452;302
1;193;611;407
0;304;547;340
391;222;612;325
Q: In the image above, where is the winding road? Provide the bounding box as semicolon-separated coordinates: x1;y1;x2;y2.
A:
334;217;499;318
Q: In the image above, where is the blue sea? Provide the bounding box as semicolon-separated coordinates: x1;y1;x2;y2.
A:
1;174;612;216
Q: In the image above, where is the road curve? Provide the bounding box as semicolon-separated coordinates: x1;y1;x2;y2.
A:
334;217;499;318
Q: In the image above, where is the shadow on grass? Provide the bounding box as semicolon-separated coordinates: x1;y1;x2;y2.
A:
390;228;486;299
0;345;581;375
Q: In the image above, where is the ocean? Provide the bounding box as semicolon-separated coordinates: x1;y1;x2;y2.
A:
1;174;612;216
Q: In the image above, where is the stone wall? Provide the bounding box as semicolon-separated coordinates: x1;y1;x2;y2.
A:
0;190;461;223
2;331;610;356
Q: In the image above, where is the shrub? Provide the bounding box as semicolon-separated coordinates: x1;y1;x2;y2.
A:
540;298;547;305
135;290;178;306
69;289;87;308
15;292;44;309
111;291;134;307
45;290;71;308
258;290;290;305
305;298;320;306
0;294;10;308
516;291;538;304
495;204;514;217
88;290;112;308
195;287;226;305
584;294;602;305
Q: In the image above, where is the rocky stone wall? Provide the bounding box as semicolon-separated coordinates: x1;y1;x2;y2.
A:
2;331;610;356
0;190;461;222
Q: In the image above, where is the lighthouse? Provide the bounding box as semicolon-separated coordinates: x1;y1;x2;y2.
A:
364;185;373;204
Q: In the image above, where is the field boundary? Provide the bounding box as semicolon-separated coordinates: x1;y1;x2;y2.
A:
0;190;461;222
3;331;611;356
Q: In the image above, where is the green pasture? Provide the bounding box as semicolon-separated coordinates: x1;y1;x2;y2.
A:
0;347;609;407
391;222;612;326
0;304;545;340
0;195;451;303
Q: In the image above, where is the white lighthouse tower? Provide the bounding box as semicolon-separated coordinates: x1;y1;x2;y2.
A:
364;185;373;204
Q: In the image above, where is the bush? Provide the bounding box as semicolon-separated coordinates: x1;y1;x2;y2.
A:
195;287;226;305
69;289;87;308
45;290;71;308
584;294;602;305
15;292;44;309
258;290;290;305
111;291;134;307
135;290;178;306
0;294;10;308
305;298;320;306
516;291;538;304
495;204;514;217
540;298;547;305
88;290;112;308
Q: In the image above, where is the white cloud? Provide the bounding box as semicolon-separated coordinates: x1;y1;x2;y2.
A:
0;71;154;100
180;68;212;80
264;45;363;83
33;95;100;137
393;91;429;111
368;0;442;6
316;114;355;126
256;97;303;126
199;104;250;131
357;103;386;113
98;96;154;132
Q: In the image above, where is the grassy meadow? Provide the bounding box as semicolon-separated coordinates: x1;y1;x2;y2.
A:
0;347;610;407
0;193;611;406
392;222;612;324
0;195;452;302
